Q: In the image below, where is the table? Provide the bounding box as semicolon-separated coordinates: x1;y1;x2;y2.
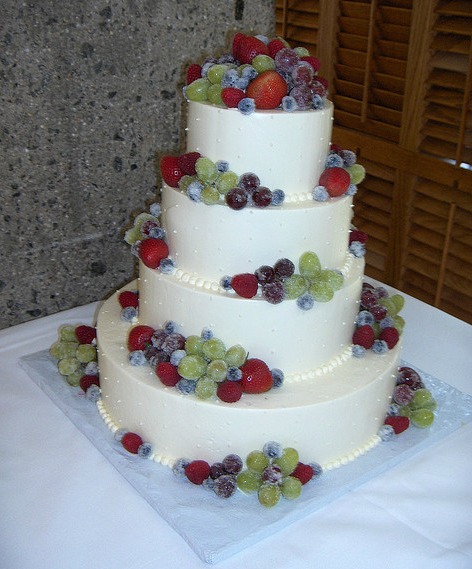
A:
1;284;471;569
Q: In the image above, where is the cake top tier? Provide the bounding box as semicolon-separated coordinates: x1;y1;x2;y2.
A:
183;32;329;113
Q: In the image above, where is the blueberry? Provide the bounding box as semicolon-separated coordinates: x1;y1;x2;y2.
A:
85;384;101;402
159;258;176;274
270;189;285;206
216;160;229;173
176;378;196;395
236;77;249;90
226;366;242;381
380;316;395;329
387;403;401;416
84;361;99;375
263;441;283;459
271;368;284;388
325;153;344;168
114;428;127;442
221;69;239;88
121;306;138;322
312;94;325;110
148;226;165;239
297;292;314;311
309;462;323;477
356;310;375;327
372;339;389;354
238;97;256;115
137;442;153;459
201;327;213;340
128;350;147;366
349;241;366;258
352;345;366;358
170;349;186;366
187;180;203;202
378;424;395;441
346;184;358;196
163;320;178;335
241;65;258;81
220;275;232;290
282;95;297;112
149;202;161;217
172;457;191;479
340;149;357;167
312;185;329;202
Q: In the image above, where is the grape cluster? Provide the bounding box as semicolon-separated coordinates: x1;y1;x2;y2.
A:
393;367;436;428
49;324;100;395
124;204;163;248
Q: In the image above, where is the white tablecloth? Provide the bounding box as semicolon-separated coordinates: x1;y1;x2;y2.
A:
1;282;471;569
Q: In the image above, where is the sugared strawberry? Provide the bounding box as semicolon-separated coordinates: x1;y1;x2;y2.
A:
231;273;259;298
240;358;273;394
160;155;183;187
217;380;243;403
177;151;201;176
352;325;375;349
139;238;169;269
118;290;139;309
232;32;246;60
268;38;286;58
221;87;246;108
156;362;181;387
186;63;202;85
79;374;100;392
185;460;211;485
384;415;410;434
75;325;96;345
291;462;314;485
121;432;143;454
128;325;155;352
238;35;269;64
379;327;400;349
246;70;288;109
300;55;321;73
318;167;351;197
349;230;368;245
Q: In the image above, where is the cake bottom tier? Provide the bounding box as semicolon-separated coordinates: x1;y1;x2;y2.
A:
97;286;400;470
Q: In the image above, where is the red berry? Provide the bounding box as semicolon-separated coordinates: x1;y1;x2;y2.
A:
118;290;139;309
384;415;410;434
79;374;100;392
246;70;288;110
155;362;181;387
186;63;202;85
217;380;243;403
221;87;246;108
160;155;183;187
268;38;286;58
127;325;155;351
185;460;211;485
318;167;351;197
177;151;201;175
238;35;269;65
122;432;143;454
379;327;400;349
232;32;246;60
352;325;375;349
291;462;314;485
231;273;259;298
300;55;321;72
330;143;343;154
349;230;368;245
139;238;169;269
240;358;273;394
75;325;96;345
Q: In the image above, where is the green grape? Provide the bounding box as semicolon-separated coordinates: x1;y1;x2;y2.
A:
409;388;436;411
178;174;197;192
294;46;310;57
283;274;308;299
216;171;239;195
177;355;207;380
185;78;210;102
62;341;79;358
378;297;397;316
393;315;405;334
66;370;83;387
60;325;77;342
201;185;220;205
207;83;223;105
410;408;435;428
76;343;97;363
58;357;79;377
202;338;226;361
258;483;281;508
246;450;270;474
236;469;261;494
49;341;66;360
299;251;321;279
124;213;157;245
206;359;228;382
224;344;247;367
399;405;411;417
195;157;218;184
252;54;275;73
207;64;229;84
309;281;334;302
273;447;299;476
318;270;343;291
195;377;217;399
281;476;302;500
391;294;405;314
185;335;204;355
346;163;366;185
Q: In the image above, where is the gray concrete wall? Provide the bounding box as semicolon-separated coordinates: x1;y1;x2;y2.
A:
0;0;274;329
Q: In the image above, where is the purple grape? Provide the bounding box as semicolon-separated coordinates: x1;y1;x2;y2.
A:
226;187;249;210
275;48;299;74
393;383;414;405
262;281;285;304
141;220;160;236
238;172;260;192
252;186;272;207
292;61;314;86
289;84;313;110
273;257;295;279
213;474;237;498
261;464;283;484
222;454;243;475
210;462;226;480
151;329;167;349
255;265;275;284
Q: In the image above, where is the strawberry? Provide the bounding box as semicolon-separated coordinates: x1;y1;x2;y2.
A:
384;415;410;434
246;70;287;109
127;325;155;351
231;273;259;298
221;87;246;108
240;358;273;394
185;460;211;485
177;151;201;176
156;362;181;387
122;432;143;454
379;327;400;349
186;63;202;85
318;167;351;197
301;55;321;73
291;462;314;485
139;238;169;269
75;325;96;345
349;230;368;245
352;325;375;349
232;32;246;60
268;38;286;58
79;374;100;392
160;155;183;187
237;35;269;64
217;380;243;403
118;290;139;309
